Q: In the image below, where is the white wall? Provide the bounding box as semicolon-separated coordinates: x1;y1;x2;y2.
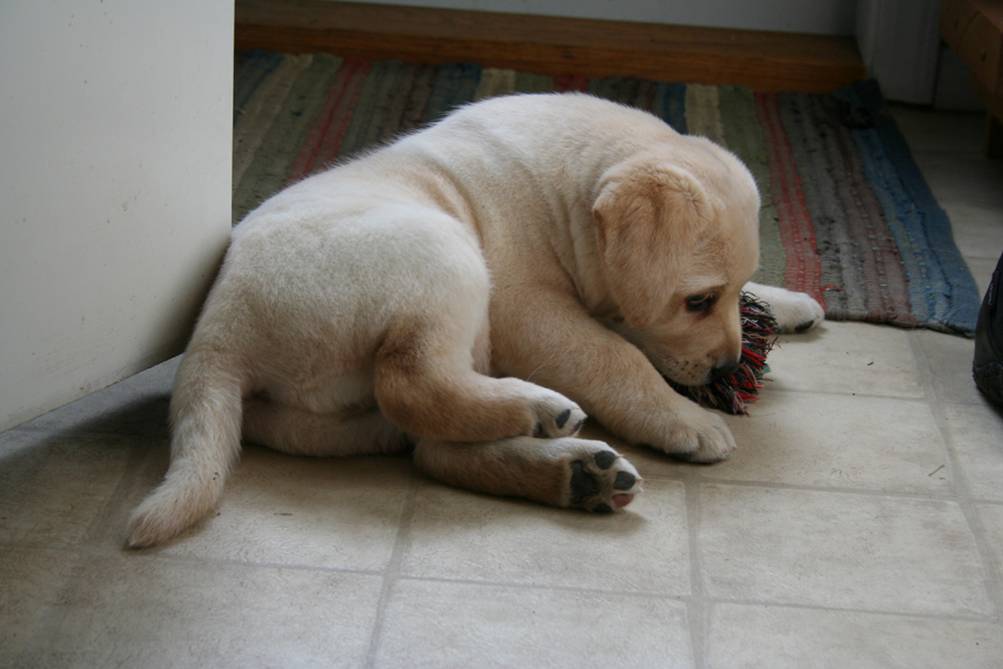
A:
0;1;234;430
857;0;939;104
345;0;856;34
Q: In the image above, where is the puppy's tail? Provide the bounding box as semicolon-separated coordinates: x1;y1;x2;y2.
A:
127;348;244;548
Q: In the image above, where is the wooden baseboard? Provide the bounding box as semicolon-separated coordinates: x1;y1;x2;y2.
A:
941;0;1003;156
236;0;866;92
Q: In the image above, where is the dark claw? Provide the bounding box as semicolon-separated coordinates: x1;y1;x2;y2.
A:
569;460;600;504
574;418;586;433
555;409;571;428
534;422;544;437
593;450;617;470
613;471;636;490
794;320;815;333
593;503;613;513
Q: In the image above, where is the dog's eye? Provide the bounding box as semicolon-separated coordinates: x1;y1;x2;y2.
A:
685;294;717;313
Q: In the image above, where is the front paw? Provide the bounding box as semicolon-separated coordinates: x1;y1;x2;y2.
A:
525;387;587;439
773;290;824;333
656;403;736;463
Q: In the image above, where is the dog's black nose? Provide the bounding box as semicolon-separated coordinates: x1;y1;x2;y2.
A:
709;360;740;381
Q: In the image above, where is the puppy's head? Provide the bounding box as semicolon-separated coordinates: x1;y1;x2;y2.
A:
592;138;760;386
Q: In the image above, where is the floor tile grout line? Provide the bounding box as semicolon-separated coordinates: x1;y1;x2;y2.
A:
394;573;691;600
42;540;389;579
704;595;1000;624
684;478;707;669
363;475;420;669
764;384;927;402
639;474;962;503
377;573;1000;625
907;331;1003;617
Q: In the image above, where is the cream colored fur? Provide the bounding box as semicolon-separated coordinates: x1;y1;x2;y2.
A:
128;93;822;547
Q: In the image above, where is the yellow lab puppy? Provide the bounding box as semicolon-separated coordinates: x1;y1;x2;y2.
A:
128;93;822;547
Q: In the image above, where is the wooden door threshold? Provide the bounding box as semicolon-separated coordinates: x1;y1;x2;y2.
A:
236;0;865;92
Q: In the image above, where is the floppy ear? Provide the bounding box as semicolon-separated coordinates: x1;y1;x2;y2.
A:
592;162;709;328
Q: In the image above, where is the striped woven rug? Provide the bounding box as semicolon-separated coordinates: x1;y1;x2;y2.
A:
234;50;980;335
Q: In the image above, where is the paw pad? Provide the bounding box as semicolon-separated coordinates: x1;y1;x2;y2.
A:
562;444;642;513
613;471;636;490
570;460;600;504
593;450;617;470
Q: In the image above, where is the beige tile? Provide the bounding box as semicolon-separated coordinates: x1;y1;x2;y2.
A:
701;393;951;494
967;256;997;296
159;446;413;571
576;392;952;495
943;403;1003;502
708;603;1003;669
401;478;690;594
976;502;1003;580
912;153;1003;210
0;546;83;661
914;330;981;405
603;393;953;493
890;106;985;155
376;580;692;668
0;429;150;547
945;202;1003;261
765;321;924;398
16;553;382;668
699;484;991;616
19;356;178;436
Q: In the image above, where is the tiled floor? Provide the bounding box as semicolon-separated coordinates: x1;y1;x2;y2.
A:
2;107;1003;668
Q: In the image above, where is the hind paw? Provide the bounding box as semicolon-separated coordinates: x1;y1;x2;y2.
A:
559;440;642;512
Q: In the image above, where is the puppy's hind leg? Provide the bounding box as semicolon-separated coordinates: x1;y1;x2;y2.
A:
413;436;643;512
744;281;825;333
374;319;587;444
243;398;410;456
372;211;584;442
127;347;246;548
